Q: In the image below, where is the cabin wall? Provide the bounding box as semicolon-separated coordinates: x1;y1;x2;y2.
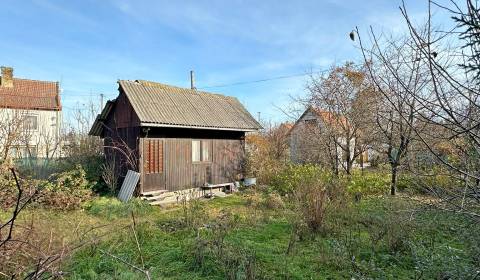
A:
140;135;245;193
102;90;141;186
97;86;251;193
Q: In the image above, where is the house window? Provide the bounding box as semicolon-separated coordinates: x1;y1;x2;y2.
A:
23;115;38;130
192;140;201;162
192;140;211;162
304;119;317;126
8;145;37;158
144;139;163;174
202;141;210;161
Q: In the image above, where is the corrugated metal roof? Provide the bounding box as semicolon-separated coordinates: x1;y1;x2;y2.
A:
0;78;61;111
119;80;262;131
88;100;115;136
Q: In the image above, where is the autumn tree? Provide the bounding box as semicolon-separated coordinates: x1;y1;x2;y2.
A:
306;63;378;175
245;122;291;183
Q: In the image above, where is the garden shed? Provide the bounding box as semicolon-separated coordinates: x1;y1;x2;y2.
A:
89;79;262;194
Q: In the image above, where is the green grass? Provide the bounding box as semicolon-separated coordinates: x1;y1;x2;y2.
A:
2;192;477;279
60;194;480;280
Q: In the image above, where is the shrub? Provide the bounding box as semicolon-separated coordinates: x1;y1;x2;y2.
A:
397;172;462;195
178;189;206;230
190;210;257;279
269;164;326;196
56;154;107;194
291;175;348;233
244;190;262;208
0;170;22;209
294;181;328;233
261;192;285;209
347;171;390;196
36;165;93;210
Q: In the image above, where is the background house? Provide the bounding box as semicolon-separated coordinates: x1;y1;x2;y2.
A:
289;106;372;168
0;66;62;161
90;79;262;194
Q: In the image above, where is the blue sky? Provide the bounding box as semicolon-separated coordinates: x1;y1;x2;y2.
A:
0;0;448;124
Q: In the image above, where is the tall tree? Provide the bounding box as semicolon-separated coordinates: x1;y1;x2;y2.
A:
307;63;377;175
361;36;429;195
358;0;480;214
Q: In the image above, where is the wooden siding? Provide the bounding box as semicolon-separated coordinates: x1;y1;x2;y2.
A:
98;89;248;194
140;137;244;192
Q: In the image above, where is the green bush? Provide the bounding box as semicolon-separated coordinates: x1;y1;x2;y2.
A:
347;171;390;196
36;165;93;210
0;169;27;209
57;154;107;194
269;164;327;196
397;172;462;195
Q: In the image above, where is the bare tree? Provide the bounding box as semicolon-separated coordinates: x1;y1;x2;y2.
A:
306;63;378;175
358;34;431;195
290;114;341;174
0;109;28;163
357;0;480;215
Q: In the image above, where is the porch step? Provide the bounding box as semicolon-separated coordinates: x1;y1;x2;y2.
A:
142;187;231;206
140;190;168;197
142;192;176;201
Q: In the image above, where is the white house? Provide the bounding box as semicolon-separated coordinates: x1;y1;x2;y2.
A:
0;66;62;160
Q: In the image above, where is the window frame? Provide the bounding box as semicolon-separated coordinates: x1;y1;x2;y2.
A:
192;140;201;163
144;139;163;174
23;115;38;131
192;139;211;163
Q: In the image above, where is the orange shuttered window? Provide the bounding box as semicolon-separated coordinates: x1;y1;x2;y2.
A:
144;139;163;174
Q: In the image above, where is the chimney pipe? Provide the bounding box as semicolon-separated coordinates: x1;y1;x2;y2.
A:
1;66;14;88
190;70;196;90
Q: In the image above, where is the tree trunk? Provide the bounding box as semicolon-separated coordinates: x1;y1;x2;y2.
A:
390;164;398;195
346;159;352;175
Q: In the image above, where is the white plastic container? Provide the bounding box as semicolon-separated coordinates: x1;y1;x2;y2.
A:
244;177;257;187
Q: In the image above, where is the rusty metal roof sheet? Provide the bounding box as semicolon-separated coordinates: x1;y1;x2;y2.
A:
118;80;262;131
0;78;61;111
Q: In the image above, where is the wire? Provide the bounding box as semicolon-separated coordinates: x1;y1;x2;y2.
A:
198;68;331;89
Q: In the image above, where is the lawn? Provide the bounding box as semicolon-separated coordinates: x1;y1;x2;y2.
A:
27;193;475;279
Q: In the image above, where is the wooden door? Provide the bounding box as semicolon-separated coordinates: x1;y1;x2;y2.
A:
142;139;165;192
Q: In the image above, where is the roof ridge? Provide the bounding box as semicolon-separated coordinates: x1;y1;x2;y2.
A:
11;77;58;84
121;79;234;99
117;79;262;131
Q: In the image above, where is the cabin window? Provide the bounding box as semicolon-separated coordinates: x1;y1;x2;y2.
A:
202;141;210;161
192;140;201;162
144;139;163;174
192;140;211;162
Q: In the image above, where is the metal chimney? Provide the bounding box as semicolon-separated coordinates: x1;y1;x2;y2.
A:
190;70;196;90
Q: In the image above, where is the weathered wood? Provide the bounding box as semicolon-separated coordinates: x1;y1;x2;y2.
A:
140;190;168;196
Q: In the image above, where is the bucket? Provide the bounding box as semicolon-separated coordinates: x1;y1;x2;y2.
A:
244;177;257;187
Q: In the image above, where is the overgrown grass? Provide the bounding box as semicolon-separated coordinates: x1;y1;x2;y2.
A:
83;197;154;220
62;194;479;279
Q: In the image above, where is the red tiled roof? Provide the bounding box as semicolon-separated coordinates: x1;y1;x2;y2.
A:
0;78;61;111
312;108;349;129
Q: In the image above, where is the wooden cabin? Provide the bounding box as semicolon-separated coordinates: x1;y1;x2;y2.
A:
89;79;262;194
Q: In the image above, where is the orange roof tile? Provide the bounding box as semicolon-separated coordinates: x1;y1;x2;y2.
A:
0;78;61;111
